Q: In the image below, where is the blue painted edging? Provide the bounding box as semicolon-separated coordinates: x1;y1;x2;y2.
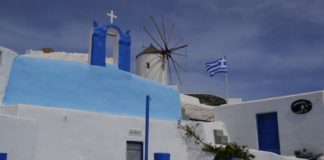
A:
4;56;181;120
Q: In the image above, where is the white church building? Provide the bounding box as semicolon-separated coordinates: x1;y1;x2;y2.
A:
0;14;323;160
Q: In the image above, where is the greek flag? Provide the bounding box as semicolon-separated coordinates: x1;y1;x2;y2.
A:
205;57;227;76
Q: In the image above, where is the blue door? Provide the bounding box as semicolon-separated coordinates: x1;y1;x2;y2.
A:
256;112;281;154
0;153;7;160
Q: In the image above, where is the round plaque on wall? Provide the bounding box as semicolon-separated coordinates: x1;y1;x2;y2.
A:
291;99;312;114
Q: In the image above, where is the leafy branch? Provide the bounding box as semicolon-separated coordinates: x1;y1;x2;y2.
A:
178;121;255;160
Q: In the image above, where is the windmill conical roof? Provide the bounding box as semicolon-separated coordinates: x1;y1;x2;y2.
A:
136;43;161;58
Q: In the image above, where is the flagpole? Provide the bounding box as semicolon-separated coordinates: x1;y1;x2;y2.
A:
224;55;229;102
225;72;229;101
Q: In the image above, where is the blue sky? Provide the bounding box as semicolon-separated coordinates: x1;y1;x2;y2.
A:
1;0;323;100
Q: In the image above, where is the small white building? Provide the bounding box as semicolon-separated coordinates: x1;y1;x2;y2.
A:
214;91;324;156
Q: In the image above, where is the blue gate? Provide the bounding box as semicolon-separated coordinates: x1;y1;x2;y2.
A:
256;112;281;154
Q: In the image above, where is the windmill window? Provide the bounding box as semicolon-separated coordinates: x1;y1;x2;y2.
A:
146;62;150;69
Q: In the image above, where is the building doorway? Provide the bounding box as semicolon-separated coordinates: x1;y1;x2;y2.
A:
126;141;143;160
256;112;281;154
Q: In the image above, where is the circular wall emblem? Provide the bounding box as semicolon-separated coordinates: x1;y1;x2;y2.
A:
291;99;312;114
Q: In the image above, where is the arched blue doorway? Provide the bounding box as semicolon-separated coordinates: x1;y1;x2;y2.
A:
90;21;131;72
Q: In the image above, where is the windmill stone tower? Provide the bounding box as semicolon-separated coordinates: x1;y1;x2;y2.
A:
136;44;168;84
136;16;187;86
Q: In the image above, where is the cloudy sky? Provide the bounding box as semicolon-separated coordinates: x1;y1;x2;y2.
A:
1;0;323;100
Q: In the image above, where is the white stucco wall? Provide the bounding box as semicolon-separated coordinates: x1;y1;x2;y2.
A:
1;104;228;160
250;150;302;160
214;91;324;155
0;46;17;102
180;94;215;121
0;104;306;160
25;50;114;65
0;114;38;160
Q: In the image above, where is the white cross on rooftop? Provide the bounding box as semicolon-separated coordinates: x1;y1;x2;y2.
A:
106;10;117;24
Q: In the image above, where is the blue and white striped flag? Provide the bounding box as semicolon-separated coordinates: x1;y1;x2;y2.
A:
205;57;227;76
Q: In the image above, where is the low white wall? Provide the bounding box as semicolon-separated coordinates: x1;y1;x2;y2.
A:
24;50;113;64
250;150;302;160
0;46;17;78
214;91;324;155
0;46;17;102
1;104;226;160
0;104;305;160
0;114;38;160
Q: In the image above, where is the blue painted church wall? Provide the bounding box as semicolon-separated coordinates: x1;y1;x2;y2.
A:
90;23;131;72
3;56;180;120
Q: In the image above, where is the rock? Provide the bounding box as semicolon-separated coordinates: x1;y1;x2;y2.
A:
187;94;226;106
181;103;214;122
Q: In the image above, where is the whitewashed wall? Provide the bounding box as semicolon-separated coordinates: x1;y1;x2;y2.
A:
0;114;38;160
25;50;113;64
214;91;324;155
0;104;305;160
1;104;227;160
0;46;17;102
180;94;215;121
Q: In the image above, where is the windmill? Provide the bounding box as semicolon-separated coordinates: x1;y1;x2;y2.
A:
136;16;188;86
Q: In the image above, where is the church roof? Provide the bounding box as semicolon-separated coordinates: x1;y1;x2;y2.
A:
136;43;161;58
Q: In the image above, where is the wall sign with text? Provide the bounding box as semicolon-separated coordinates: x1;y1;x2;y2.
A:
291;99;312;114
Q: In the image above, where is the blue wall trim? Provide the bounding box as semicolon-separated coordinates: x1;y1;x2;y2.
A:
3;56;180;120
